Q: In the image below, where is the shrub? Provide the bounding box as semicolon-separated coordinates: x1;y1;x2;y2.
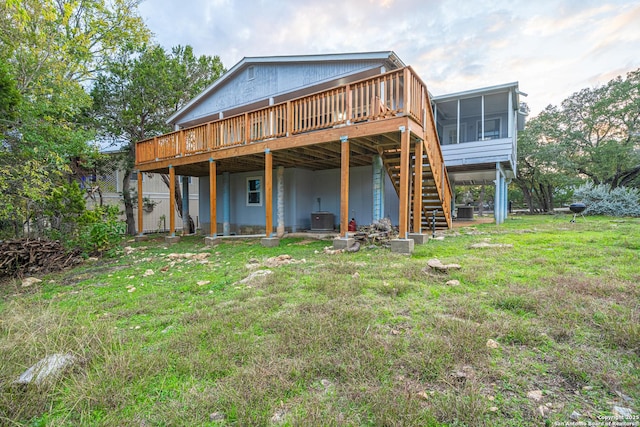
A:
573;183;640;217
75;205;126;256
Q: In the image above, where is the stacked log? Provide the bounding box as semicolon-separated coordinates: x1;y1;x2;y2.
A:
0;239;83;278
352;218;399;246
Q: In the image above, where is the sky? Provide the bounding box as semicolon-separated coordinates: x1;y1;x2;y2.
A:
138;0;640;116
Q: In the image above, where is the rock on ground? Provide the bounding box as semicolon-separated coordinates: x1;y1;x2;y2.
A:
15;353;76;385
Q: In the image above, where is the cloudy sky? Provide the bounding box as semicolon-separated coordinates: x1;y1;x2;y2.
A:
138;0;640;116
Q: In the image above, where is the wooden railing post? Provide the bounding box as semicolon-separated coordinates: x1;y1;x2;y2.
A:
345;85;352;123
206;123;212;150
179;130;185;157
153;136;158;160
403;68;411;117
244;112;250;143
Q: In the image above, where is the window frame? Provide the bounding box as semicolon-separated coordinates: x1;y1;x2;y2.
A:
246;176;262;207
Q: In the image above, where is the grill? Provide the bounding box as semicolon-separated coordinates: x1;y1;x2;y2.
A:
569;203;586;223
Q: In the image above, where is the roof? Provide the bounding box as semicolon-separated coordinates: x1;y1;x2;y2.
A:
167;51;405;126
431;81;523;110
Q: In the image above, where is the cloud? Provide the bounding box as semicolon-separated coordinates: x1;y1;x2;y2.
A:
138;0;640;116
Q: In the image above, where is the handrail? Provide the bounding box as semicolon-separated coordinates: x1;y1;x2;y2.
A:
136;67;427;164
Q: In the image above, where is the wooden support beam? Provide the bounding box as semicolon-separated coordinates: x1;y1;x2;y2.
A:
399;128;410;238
265;150;273;237
340;137;350;238
413;139;423;233
137;171;143;235
209;159;216;236
169;165;175;236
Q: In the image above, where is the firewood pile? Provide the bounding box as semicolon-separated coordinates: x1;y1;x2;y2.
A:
0;239;83;278
352;218;399;246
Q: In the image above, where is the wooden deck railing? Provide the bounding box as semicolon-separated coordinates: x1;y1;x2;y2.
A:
135;67;432;164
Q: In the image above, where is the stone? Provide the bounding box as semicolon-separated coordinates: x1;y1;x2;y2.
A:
236;269;273;285
261;237;280;248
209;412;225;422
486;339;500;349
134;235;149;242
417;391;430;401
445;279;460;286
143;269;154;277
21;277;42;287
537;405;549;417
426;258;461;271
489;406;499;412
197;280;210;286
270;409;286;423
570;411;581;420
613;406;634;418
390;238;414;254
15;353;76;385
527;390;543;402
408;233;429;245
352;272;360;279
164;235;180;245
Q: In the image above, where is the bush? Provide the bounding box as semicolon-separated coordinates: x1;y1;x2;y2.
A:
573;183;640;217
75;205;126;256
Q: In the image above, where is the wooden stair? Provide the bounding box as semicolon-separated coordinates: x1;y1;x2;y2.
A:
379;142;450;230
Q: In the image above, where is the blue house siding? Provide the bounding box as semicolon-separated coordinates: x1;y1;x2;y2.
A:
198;165;400;234
177;61;391;127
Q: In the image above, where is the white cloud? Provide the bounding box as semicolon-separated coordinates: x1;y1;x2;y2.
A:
138;0;640;116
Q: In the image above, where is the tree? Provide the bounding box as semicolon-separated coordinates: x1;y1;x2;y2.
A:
0;0;150;237
515;68;640;212
91;44;225;234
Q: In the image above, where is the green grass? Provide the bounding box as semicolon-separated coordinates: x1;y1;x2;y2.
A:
1;214;638;426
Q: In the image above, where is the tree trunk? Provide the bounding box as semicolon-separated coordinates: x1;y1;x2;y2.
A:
122;169;137;235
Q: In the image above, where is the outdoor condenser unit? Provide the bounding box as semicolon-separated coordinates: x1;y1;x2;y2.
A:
310;212;334;231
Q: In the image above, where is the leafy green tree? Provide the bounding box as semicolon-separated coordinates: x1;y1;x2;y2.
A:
0;0;150;237
91;44;225;234
515;68;640;212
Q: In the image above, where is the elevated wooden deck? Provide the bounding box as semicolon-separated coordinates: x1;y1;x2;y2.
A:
135;67;452;238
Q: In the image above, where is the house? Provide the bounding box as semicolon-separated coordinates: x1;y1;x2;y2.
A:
134;51;525;252
83;151;199;234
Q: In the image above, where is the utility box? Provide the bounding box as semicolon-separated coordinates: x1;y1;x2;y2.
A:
310;212;334;231
457;206;474;220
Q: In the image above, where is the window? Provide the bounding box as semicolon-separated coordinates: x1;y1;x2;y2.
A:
247;177;262;206
442;124;466;145
247;66;255;81
477;117;502;140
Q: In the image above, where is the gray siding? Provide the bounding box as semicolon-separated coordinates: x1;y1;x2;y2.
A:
178;61;384;126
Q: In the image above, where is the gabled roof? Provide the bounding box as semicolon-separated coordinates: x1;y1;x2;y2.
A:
167;51;405;126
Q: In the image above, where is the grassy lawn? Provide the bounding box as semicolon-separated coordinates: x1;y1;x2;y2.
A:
1;215;638;426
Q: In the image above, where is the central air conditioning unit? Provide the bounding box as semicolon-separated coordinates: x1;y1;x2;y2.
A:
310;212;334;231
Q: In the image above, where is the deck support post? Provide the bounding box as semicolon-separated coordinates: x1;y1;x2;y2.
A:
398;127;410;239
372;155;384;222
276;165;285;237
409;138;428;245
393;125;414;253
223;172;230;236
209;159;217;236
182;175;189;234
412;139;423;234
165;165;180;244
205;159;220;246
334;135;354;249
262;149;279;247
